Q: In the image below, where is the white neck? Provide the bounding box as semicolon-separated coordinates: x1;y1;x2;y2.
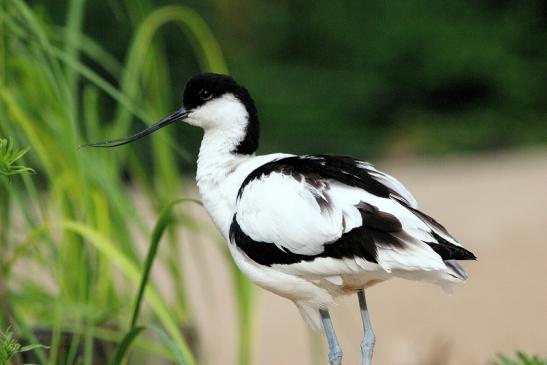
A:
188;93;252;182
196;128;251;185
194;126;252;238
190;93;264;237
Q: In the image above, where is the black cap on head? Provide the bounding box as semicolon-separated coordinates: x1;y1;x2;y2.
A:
81;73;259;153
183;73;259;155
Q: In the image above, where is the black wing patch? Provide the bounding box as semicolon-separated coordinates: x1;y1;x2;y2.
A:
425;232;477;260
401;202;476;261
230;203;407;266
357;202;402;232
237;155;396;201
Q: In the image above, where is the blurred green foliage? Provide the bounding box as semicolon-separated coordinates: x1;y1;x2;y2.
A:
493;352;547;365
36;0;547;159
229;1;547;157
0;0;253;363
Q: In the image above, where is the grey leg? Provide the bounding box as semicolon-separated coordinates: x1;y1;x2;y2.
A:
319;309;343;365
357;289;375;365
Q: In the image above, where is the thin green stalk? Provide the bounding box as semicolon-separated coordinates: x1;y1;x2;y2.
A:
130;198;201;329
64;0;86;96
64;327;82;365
111;326;145;365
111;198;201;365
0;0;6;86
82;318;94;365
63;0;88;222
64;0;86;135
47;304;63;365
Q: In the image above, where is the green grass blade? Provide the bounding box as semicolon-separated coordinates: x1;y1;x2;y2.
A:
111;325;187;365
130;198;202;329
150;326;187;365
63;0;87;148
111;325;145;365
64;0;86;89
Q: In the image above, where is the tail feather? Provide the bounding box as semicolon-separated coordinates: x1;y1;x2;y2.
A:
444;259;469;281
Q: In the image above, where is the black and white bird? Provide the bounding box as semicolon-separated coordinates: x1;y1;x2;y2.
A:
83;73;476;365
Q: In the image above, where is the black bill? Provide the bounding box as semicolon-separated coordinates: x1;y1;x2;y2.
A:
79;108;189;148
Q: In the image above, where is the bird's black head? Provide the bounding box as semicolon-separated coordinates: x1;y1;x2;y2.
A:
80;73;259;155
182;73;259;154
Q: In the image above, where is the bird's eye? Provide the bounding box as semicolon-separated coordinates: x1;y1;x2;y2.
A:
199;89;212;101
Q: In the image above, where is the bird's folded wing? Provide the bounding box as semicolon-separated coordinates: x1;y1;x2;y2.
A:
232;155;474;271
236;169;348;255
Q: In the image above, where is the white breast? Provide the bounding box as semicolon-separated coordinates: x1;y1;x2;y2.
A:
196;149;290;239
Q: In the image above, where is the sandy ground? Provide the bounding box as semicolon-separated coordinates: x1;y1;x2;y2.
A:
174;148;547;365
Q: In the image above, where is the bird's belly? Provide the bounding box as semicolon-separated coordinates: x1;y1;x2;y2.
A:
336;274;390;292
227;242;339;302
299;270;392;297
228;240;390;300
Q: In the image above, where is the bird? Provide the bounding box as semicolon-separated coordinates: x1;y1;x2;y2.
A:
82;73;477;365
